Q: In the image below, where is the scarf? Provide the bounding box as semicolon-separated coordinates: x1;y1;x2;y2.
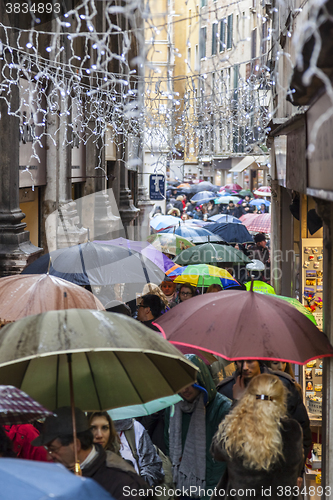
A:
169;393;206;494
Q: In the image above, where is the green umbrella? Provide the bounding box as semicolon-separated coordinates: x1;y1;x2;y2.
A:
238;190;253;198
174;242;251;265
245;280;276;294
267;294;317;325
108;394;182;420
147;233;195;256
214;196;241;205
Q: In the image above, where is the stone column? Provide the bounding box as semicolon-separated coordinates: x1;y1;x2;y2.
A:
315;199;333;492
118;160;139;239
0;26;42;274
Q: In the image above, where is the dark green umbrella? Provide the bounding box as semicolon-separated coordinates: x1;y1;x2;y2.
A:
239;190;253;198
174;242;251;265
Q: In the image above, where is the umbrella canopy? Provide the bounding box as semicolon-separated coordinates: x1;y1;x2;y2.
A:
238;190;254;198
95;238;176;273
0;310;197;411
0;385;53;426
174;242;251;265
0;459;113;500
190;191;217;204
147;233;195;256
214;196;241;205
150;215;182;232
208;215;242;224
169;264;241;289
160;225;224;244
249;198;271;207
244;280;276;294
253;186;271;196
48;241;165;288
263;294;317;325
191;181;220;193
176;183;191;189
21;249;67;275
222;183;242;191
239;213;271;234
154;291;333;364
108;394;182;420
206;222;254;244
0;274;104;325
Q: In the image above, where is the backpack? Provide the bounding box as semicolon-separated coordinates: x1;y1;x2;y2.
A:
124;427;175;500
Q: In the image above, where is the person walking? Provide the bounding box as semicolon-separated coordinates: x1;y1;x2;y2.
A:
217;360;312;484
211;374;304;499
164;354;232;499
136;293;165;331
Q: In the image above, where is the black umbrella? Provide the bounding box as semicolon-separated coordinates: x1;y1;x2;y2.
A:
205;222;254;244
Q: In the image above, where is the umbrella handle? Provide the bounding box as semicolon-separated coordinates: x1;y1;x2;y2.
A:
67;353;82;476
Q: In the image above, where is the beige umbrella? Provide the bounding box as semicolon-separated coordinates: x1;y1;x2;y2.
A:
0;274;104;325
0;309;197;473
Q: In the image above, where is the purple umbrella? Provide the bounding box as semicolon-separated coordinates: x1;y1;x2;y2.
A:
95;238;176;272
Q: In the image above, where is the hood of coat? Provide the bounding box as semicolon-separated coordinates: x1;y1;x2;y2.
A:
185;354;216;405
113;418;133;432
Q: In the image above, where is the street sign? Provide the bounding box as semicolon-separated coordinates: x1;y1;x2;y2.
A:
149;174;165;200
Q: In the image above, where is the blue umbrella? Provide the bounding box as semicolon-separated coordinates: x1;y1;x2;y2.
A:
150;215;182;231
249;199;271;207
160;225;224;244
208;214;242;224
191;191;217;204
0;458;113;500
205;222;254;244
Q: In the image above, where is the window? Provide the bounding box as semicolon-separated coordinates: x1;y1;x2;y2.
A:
261;21;267;55
200;0;206;7
195;45;199;70
242;12;245;39
212;23;218;55
220;18;226;52
187;47;191;66
199;27;207;59
212;72;215;95
189;10;191;27
227;14;233;49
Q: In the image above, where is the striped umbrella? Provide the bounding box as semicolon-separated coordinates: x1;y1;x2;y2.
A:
168;264;241;289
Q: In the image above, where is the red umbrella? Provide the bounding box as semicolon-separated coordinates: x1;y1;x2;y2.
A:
239;213;271;233
154;290;333;364
0;385;53;425
221;183;243;191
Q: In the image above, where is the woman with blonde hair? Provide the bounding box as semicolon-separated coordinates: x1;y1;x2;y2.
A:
211;374;303;499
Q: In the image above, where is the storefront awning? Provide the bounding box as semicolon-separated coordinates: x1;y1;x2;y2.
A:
229;156;269;173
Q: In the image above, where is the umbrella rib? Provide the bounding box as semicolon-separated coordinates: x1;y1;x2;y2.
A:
56;355;60;409
85;353;103;410
114;352;144;404
139;253;150;284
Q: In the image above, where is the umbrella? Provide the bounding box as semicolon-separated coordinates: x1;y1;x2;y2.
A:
208;215;242;224
147;233;195;256
150;215;182;232
238;190;254;198
0;459;113;500
95;238;176;273
239;213;271;234
154;291;333;364
214;196;241;205
159;225;224;244
249;198;271;207
48;241;165;289
262;294;317;326
190;191;217;204
108;394;182;420
191;182;220;193
0;385;53;425
221;183;242;191
169;264;241;289
21;249;67;275
253;186;271;196
174;243;251;265
176;183;191;189
206;222;254;244
0;310;197;411
0;274;104;325
244;280;276;294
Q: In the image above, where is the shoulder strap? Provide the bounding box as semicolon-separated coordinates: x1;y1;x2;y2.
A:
124;427;140;472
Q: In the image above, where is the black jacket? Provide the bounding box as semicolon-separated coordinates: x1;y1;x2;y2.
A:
82;445;149;499
217;367;312;462
211;418;304;499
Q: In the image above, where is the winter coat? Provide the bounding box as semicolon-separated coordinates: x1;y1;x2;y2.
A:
82;444;149;500
210;418;304;500
217;367;312;462
4;425;48;462
114;418;164;486
164;355;232;498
